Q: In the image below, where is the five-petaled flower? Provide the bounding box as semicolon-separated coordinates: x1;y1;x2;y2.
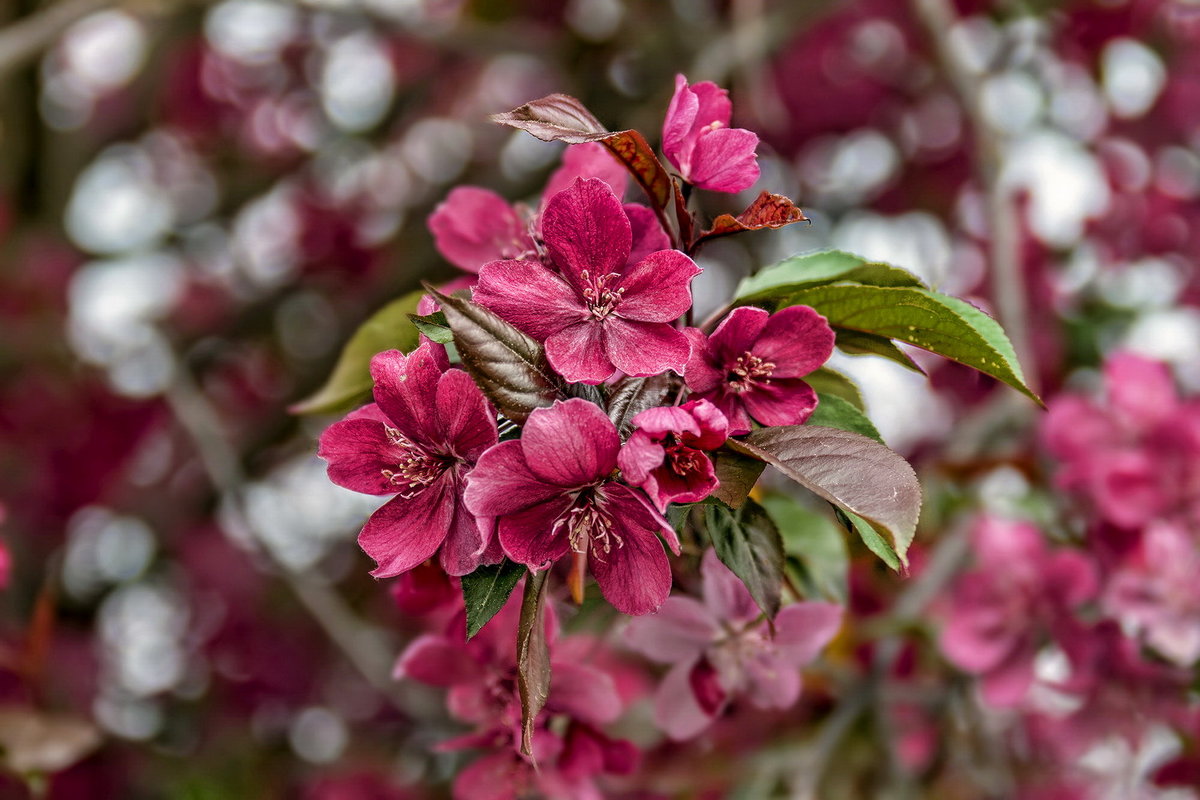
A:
662;74;760;193
617;399;728;512
685;305;835;435
318;343;498;577
464;399;680;615
625;550;842;739
473;178;700;385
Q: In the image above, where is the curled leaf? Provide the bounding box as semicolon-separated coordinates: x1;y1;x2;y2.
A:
694;192;808;248
516;571;551;758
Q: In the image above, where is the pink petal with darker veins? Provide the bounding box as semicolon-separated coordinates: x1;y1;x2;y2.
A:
604;318;691;378
520;399;620;487
688;126;760;193
464;441;564;517
435;369;497;461
628;405;703;439
428;186;532;273
541;178;631;286
395;634;486;686
453;752;525;800
616;430;666;486
753;304;835;378
438;492;489;577
682;398;728;450
359;474;455;578
624;596;719;663
742;378;819;427
543;142;628;206
497;496;574;568
662;74;701;166
472;259;585;342
369;347;443;445
707;306;770;362
608;482;680;554
683;328;724;394
318;417;404;495
589;523;672;617
624;204;671;266
614;249;701;323
545;322;616;385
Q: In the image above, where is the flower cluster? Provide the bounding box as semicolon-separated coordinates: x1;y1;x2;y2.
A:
316;75;851;792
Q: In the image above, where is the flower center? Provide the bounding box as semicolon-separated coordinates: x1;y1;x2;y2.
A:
380;426;447;498
726;351;776;393
667;444;708;477
579;269;625;320
555;493;624;561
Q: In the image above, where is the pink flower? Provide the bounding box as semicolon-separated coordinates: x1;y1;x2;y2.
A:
684;305;834;435
1042;352;1200;530
463;399;680;616
428;187;536;273
662;74;760;193
318;344;498;577
617;399;728;511
624;550;842;740
938;516;1097;708
473;178;700;385
1104;521;1200;666
540;142;628;210
0;540;8;592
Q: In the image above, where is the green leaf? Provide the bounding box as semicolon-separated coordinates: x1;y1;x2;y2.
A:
429;287;565;424
761;495;849;602
835;330;924;373
461;560;526;639
709;447;767;509
735;249;924;303
836;508;902;572
782;284;1040;404
408;311;453;344
704;499;785;620
516;571;551;758
804;367;865;411
728;425;921;569
290;290;423;414
809;393;883;443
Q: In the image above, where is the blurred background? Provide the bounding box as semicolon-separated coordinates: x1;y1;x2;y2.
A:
1;0;1199;797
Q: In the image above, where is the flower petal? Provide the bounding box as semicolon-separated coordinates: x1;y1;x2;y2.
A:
428;186;532;272
521;399;620;487
541;178;631;286
683;327;723;395
662;74;700;170
497;496;574;568
472;259;585;342
614;250;701;323
369;346;443;444
742;378;819;427
439;493;488;577
653;660;716;740
771;601;843;666
464;441;564;517
318;417;404;495
394;634;485;686
604;319;691;378
708;306;769;364
753;305;835;378
624;203;671;266
743;652;802;710
359;476;453;578
550;662;622;724
624;596;718;663
542;143;628;208
701;548;758;623
616;430;667;487
436;368;498;461
681;398;728;450
545;322;617;385
589;522;672;616
688;127;760;193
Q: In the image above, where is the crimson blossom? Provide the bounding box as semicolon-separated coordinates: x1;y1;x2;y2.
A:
616;398;728;512
662;74;761;193
685;305;835;435
473;178;700;384
464;399;679;615
318;343;498;577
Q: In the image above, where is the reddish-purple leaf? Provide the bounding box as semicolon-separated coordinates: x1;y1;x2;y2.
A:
710;447;766;509
517;570;551;758
727;425;921;566
492;94;680;244
694;192;808;248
